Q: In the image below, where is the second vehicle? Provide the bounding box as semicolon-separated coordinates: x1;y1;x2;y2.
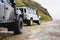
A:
16;6;41;26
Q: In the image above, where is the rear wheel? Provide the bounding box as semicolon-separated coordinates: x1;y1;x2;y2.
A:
28;19;33;26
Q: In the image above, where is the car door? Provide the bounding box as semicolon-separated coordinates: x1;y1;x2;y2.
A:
0;1;4;20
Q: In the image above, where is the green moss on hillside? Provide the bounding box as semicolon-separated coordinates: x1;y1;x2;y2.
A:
38;11;52;22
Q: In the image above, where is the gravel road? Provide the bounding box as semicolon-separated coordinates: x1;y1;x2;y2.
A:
5;20;60;40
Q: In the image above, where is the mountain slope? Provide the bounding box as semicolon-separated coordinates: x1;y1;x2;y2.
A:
16;0;52;22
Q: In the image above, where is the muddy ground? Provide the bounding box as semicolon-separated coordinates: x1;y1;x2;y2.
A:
4;20;60;40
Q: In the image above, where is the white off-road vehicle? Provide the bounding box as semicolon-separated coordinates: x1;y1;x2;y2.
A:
0;0;23;34
17;6;41;26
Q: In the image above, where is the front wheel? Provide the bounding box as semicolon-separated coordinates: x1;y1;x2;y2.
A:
14;17;23;34
37;20;41;25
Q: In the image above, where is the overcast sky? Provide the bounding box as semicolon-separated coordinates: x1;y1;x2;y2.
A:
34;0;60;19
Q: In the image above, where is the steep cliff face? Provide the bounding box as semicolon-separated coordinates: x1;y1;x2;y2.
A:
16;0;52;22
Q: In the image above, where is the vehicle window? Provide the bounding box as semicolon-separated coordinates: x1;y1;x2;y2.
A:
2;0;4;3
7;0;10;3
24;9;26;13
19;8;23;13
10;0;14;3
32;10;36;15
0;0;3;3
17;8;18;10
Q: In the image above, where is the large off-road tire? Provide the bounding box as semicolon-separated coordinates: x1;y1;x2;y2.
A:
28;19;33;26
14;17;23;35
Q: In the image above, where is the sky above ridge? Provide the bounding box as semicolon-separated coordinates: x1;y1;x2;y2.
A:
34;0;60;19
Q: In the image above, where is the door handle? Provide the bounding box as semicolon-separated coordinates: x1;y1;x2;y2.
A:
5;7;8;10
3;16;5;19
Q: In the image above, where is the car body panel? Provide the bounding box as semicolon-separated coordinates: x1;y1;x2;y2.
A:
0;0;17;23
